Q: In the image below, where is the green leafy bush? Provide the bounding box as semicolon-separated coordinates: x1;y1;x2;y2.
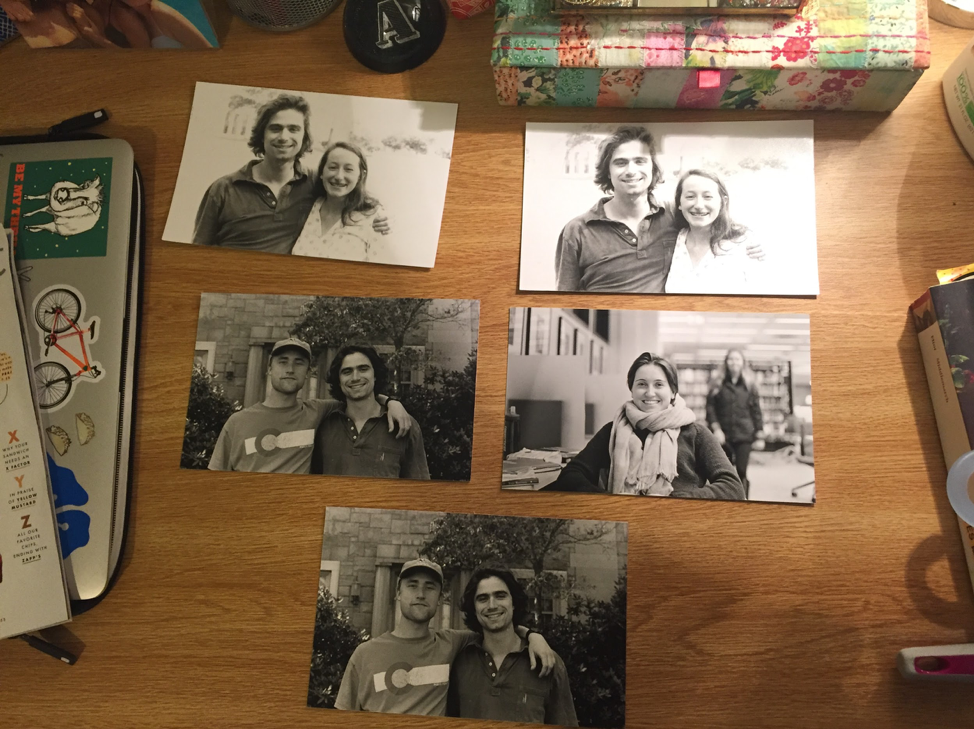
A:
307;587;366;709
181;364;240;469
544;578;627;729
400;354;477;481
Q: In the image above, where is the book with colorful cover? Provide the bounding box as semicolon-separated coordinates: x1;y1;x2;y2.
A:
0;236;72;640
911;275;974;599
0;0;218;49
552;0;803;14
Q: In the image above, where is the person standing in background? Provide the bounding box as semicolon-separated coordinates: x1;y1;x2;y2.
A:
706;349;765;498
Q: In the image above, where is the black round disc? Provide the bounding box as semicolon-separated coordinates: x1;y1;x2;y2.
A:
343;0;447;74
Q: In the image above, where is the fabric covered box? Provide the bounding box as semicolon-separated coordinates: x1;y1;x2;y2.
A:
492;0;930;110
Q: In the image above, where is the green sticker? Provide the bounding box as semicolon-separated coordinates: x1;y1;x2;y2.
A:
4;158;113;260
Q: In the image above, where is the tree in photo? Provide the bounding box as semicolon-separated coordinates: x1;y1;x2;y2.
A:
307;586;366;709
289;297;469;395
181;364;240;469
399;354;477;481
419;514;612;627
545;577;627;729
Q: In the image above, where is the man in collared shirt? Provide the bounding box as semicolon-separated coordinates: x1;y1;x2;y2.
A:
335;558;558;715
193;93;387;254
207;338;410;473
310;344;429;479
447;565;578;726
555;125;760;293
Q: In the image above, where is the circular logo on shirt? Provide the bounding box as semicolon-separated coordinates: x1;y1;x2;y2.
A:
254;428;282;455
386;662;414;693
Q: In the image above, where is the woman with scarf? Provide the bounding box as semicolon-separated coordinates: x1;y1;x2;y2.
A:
547;352;745;500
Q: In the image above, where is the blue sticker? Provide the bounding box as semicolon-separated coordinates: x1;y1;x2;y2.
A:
48;453;90;558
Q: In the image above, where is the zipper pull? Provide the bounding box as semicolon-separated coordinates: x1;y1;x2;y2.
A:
48;110;109;139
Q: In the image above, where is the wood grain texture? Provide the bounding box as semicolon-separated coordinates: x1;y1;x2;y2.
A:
3;6;974;726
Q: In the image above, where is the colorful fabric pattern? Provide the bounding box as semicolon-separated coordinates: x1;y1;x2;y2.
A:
492;0;929;109
448;0;497;19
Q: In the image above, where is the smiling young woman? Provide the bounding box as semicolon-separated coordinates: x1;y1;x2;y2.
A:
547;352;745;500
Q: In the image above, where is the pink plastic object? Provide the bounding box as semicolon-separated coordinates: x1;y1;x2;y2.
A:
897;644;974;682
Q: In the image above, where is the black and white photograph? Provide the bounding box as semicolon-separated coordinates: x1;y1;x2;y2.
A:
308;506;627;728
519;121;817;296
163;82;457;268
181;293;479;481
504;308;814;505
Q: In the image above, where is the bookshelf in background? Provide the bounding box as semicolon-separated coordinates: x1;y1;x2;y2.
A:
674;360;793;443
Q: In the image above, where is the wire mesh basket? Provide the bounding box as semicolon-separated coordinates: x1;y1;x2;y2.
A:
226;0;342;31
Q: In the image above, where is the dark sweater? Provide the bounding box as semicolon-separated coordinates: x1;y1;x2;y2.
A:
548;420;745;501
706;376;763;444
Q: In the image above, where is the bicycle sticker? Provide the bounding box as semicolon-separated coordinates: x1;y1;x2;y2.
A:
4;158;113;260
30;285;104;412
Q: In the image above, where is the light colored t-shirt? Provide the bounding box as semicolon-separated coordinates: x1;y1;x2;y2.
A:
207;399;339;474
335;629;477;716
291;198;386;262
664;228;753;295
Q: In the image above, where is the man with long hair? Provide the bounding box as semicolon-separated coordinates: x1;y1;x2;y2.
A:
335;558;558;715
208;338;411;473
310;344;429;479
193;93;388;253
555;125;761;293
447;565;578;726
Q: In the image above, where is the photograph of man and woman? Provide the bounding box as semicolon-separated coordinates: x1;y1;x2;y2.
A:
518;121;817;296
181;293;479;481
163;81;457;268
504;308;814;505
308;507;627;729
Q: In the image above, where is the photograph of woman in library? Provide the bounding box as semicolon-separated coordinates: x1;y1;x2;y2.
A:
664;170;761;295
706;349;765;497
503;308;815;505
547;351;746;500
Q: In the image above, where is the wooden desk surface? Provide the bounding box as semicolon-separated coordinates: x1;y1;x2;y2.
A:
3;7;974;727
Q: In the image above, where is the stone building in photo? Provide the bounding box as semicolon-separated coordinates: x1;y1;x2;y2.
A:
319;507;627;639
193;294;479;408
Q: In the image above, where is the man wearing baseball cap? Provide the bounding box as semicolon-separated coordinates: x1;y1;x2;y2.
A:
208;337;411;473
335;558;557;716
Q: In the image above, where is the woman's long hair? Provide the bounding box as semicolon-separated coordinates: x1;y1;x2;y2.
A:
709;348;755;394
314;142;378;226
673;169;748;255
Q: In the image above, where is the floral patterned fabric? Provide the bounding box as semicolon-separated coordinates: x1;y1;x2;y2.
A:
449;0;496;19
492;0;929;109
